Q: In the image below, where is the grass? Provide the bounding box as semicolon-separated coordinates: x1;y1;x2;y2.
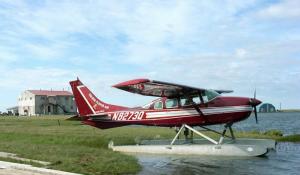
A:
277;134;300;142
0;116;141;174
0;116;298;174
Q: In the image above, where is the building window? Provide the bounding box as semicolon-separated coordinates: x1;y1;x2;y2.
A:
30;97;32;100
70;105;73;110
65;97;69;101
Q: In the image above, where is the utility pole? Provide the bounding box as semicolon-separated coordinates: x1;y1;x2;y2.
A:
279;102;282;111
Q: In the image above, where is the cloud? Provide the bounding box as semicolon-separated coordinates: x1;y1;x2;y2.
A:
0;46;17;63
256;0;300;19
235;48;247;58
0;0;299;110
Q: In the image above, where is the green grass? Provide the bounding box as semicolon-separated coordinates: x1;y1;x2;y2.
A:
0;116;298;174
0;116;142;174
277;134;300;142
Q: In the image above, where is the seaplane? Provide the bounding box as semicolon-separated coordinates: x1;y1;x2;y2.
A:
70;78;276;156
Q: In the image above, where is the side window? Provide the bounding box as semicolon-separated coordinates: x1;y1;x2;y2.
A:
180;95;201;106
192;96;201;104
202;95;209;103
180;97;187;106
180;97;193;106
154;101;163;109
166;99;178;108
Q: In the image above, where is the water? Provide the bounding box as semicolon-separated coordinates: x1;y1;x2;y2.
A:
233;112;300;135
136;112;300;175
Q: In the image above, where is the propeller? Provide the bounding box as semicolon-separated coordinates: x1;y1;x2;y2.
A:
253;89;258;124
249;89;261;124
254;102;258;124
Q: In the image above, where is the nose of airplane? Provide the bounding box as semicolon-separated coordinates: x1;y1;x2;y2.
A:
250;98;262;106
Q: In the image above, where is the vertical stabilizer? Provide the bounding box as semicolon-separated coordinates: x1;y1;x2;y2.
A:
69;79;127;116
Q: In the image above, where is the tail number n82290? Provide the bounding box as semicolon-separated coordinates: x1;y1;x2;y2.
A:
112;111;144;121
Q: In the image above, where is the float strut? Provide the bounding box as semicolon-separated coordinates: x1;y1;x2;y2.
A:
170;125;185;146
170;124;218;148
229;126;235;140
218;123;234;144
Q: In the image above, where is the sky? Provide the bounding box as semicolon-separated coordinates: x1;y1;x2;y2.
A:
0;0;299;111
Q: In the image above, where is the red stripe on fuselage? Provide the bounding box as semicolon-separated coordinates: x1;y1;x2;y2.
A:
87;110;252;129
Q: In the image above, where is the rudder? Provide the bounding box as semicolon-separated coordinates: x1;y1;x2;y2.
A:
69;78;127;116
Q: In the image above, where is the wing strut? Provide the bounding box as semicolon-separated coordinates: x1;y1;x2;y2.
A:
192;102;204;116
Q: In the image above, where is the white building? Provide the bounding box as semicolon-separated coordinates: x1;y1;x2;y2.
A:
18;90;77;116
6;106;18;115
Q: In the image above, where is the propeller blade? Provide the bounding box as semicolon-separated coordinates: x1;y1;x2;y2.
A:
254;106;258;124
251;89;259;124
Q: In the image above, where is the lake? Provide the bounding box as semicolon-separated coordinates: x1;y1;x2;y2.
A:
137;112;300;175
232;112;300;135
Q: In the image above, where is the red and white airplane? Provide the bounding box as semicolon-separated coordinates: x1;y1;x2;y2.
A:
70;78;261;144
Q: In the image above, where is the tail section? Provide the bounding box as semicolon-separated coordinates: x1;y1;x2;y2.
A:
69;78;127;116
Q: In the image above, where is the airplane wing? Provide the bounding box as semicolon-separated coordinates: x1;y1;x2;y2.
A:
112;79;233;98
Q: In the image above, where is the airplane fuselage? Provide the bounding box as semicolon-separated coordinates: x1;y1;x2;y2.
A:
83;96;254;129
70;79;261;129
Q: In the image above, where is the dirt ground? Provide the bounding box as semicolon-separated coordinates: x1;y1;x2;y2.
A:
0;161;80;175
0;168;47;175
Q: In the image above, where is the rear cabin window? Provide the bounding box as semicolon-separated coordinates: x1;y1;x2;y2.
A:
165;99;178;108
154;101;163;109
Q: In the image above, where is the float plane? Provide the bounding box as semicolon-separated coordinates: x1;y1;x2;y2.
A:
69;78;263;148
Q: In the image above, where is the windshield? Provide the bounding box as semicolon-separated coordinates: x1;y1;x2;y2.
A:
202;90;220;103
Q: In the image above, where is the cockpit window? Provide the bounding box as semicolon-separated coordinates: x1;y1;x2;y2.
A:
202;90;219;103
154;101;163;109
166;99;178;108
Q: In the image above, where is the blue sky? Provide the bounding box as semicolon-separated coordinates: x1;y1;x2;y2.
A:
0;0;299;111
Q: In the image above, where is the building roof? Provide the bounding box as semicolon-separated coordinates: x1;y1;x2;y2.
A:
7;106;18;110
28;90;73;96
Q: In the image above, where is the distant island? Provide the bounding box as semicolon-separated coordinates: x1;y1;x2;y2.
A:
259;103;300;113
277;109;300;113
